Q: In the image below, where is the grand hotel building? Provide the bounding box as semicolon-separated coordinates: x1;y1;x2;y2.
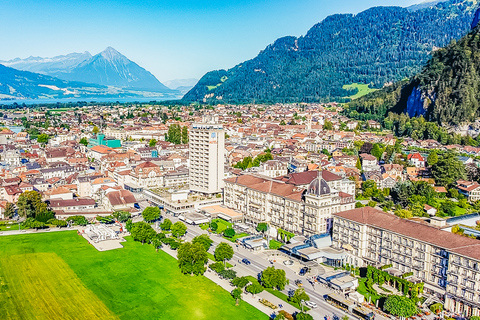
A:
333;207;480;316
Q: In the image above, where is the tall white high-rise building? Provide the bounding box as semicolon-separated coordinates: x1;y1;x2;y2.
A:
189;115;225;194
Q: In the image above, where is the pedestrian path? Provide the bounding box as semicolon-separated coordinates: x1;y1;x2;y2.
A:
160;243;300;317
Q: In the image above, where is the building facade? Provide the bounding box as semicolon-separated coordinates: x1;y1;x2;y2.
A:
189;116;225;194
224;172;355;236
332;207;480;316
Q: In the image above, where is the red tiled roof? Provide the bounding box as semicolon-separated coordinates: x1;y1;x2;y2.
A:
334;207;480;260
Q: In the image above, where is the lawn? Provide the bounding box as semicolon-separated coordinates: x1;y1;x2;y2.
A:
269;240;283;250
0;252;117;320
0;232;267;320
342;83;377;100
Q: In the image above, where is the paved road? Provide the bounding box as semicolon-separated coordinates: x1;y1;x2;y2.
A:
163;214;365;320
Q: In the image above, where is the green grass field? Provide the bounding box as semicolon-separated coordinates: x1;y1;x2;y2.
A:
0;232;267;320
0;252;118;320
342;83;377;100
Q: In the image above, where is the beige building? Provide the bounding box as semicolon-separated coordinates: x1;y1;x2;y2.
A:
189;117;225;194
332;207;480;317
224;172;354;236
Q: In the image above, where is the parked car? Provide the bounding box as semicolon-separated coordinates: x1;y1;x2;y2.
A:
134;203;141;209
241;258;251;265
283;260;294;266
305;301;317;308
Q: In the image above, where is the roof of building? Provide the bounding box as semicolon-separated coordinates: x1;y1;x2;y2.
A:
106;189;136;206
334;207;480;261
225;174;304;201
49;198;96;208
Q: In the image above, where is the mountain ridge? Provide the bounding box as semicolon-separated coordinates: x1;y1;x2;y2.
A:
183;0;479;104
0;47;174;94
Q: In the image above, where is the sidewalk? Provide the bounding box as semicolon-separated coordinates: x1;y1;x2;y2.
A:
160;242;300;317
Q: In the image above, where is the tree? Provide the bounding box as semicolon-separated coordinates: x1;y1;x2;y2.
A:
223;227;236;238
323;120;333;130
231;288;242;306
92;125;100;134
192;234;213;251
4;202;15;219
171;221;187;238
130;221;156;244
17;191;47;219
231;276;250;288
427;151;438;166
209;261;225;273
149;139;157;147
275;310;294;320
35;210;55;223
261;267;288;290
37;133;50;144
371;143;383;160
431;152;466;187
356;157;362;170
151;238;163;252
181;126;189;144
210;221;218;232
79;137;88;146
142;206;161;222
367;200;377;208
360;142;374;154
246;282;264;296
383;295;418;318
256;222;268;233
289;287;310;304
214;242;234;267
160;218;173;231
177;242;208;275
112;210;131;222
395;209;413;219
296;313;314;320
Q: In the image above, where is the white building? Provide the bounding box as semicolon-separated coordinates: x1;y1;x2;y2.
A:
332;207;480;317
189;116;225;194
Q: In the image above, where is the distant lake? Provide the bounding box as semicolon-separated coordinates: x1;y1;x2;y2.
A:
0;96;177;105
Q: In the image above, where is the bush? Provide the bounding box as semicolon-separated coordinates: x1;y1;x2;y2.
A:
209;262;225;273
218;269;236;280
66;215;88;226
223;227;236;238
210;221;218;231
47;219;67;227
355;202;365;208
429;303;443;314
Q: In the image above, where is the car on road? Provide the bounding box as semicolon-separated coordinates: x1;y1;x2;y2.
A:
283;260;294;266
241;258;251;265
294;279;303;287
299;267;309;276
305;301;317;308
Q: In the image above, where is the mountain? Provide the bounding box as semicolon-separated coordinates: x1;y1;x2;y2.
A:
184;0;479;104
0;64;180;100
347;13;480;126
0;64;104;99
1;47;174;94
57;47;172;93
164;78;198;92
0;52;92;76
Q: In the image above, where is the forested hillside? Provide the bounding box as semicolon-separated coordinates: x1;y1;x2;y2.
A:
184;0;478;104
347;19;480;126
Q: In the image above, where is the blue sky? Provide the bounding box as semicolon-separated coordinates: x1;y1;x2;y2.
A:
1;0;423;82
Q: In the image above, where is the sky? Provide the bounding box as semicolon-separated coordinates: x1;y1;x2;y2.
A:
0;0;424;83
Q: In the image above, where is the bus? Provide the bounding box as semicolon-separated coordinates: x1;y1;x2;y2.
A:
325;293;375;320
353;306;375;320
